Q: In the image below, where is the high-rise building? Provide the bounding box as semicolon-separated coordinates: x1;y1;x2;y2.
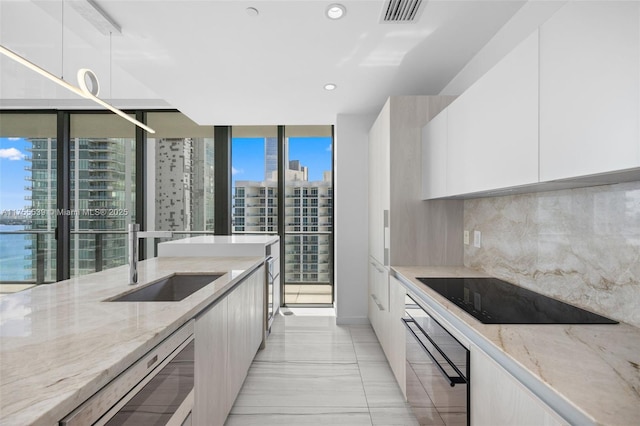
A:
233;138;332;286
282;175;332;285
264;137;278;182
155;138;215;231
24;138;57;282
25;136;215;279
26;137;135;278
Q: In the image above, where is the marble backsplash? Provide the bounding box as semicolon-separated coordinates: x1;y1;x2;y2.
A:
464;181;640;328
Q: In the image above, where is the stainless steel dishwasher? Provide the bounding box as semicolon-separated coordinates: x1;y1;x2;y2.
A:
403;294;470;426
60;321;194;426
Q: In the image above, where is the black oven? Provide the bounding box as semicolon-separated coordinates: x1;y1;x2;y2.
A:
403;294;470;425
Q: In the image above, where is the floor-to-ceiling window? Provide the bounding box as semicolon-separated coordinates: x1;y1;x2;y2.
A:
231;126;278;234
1;113;333;303
69;113;136;277
0;113;58;290
231;125;334;306
283;126;333;304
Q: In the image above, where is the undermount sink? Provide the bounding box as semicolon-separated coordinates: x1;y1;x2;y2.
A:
107;273;223;302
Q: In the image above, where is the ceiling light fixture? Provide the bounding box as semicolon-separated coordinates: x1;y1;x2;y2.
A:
326;4;346;20
0;44;155;133
324;83;337;91
246;7;259;16
69;0;122;36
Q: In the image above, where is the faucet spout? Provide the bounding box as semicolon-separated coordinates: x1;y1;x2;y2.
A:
129;223;173;285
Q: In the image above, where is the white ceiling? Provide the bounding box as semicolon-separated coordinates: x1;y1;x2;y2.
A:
0;0;526;125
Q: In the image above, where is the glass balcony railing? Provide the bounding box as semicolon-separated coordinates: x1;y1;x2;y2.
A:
0;230;219;293
283;231;332;305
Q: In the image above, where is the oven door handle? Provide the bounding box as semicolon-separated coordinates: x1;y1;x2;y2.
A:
402;318;467;387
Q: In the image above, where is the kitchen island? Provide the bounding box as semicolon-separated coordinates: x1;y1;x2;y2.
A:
0;256;263;425
393;266;640;426
158;234;279;257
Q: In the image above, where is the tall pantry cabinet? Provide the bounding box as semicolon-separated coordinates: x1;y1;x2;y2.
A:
367;96;463;393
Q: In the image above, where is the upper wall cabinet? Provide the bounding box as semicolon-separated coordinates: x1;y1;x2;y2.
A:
539;1;640;181
446;31;539;196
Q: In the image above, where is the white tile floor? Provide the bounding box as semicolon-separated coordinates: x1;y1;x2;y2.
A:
226;310;419;426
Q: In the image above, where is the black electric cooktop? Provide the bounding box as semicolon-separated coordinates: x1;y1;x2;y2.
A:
417;277;618;324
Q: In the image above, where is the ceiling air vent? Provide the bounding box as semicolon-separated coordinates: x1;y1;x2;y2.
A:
381;0;425;23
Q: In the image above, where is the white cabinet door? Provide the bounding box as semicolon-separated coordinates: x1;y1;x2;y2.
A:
421;109;448;199
470;346;568;426
386;275;407;397
369;100;391;265
539;1;640;181
447;31;539;195
368;257;388;348
194;298;227;426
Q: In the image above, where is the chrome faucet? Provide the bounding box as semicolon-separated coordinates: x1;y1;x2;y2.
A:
129;224;173;285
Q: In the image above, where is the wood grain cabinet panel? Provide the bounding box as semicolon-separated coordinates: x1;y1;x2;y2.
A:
194;299;227;426
194;266;264;425
421;109;448;200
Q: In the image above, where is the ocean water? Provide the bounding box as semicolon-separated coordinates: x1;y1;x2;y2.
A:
0;225;32;281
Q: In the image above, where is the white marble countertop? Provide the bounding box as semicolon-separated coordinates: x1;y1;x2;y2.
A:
0;256;263;426
158;235;279;257
158;234;279;246
393;266;640;426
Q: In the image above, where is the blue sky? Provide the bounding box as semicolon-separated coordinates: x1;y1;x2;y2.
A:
232;136;332;184
0;137;29;211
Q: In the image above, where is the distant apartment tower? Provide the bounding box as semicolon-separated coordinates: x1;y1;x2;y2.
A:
264;137;278;181
233;170;332;284
26;137;135;278
283;174;332;284
155;138;215;231
24;138;57;282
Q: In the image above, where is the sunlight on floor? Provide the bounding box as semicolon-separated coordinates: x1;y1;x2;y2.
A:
279;306;335;317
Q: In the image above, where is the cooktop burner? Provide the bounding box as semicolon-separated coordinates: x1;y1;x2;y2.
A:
416;277;618;324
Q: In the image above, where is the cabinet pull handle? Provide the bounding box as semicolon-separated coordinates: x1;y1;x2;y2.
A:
370;294;385;311
369;261;384;273
402;318;466;387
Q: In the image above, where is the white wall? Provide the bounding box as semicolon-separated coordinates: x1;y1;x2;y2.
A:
334;113;376;325
440;0;565;96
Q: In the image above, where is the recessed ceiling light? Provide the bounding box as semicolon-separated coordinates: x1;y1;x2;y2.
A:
246;7;259;17
326;4;346;20
324;83;337;91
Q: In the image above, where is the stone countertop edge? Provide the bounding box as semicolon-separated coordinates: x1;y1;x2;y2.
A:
392;265;640;426
158;235;280;245
0;256;264;426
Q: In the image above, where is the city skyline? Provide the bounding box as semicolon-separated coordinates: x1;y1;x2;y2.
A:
2;135;332;213
232;136;331;184
1;133;333;295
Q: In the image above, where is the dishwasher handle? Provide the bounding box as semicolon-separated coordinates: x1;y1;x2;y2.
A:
402;318;467;387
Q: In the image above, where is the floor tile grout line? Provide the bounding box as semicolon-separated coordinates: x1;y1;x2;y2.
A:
348;324;375;426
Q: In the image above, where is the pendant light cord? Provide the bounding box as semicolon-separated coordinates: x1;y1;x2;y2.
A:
60;0;64;79
109;31;113;99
